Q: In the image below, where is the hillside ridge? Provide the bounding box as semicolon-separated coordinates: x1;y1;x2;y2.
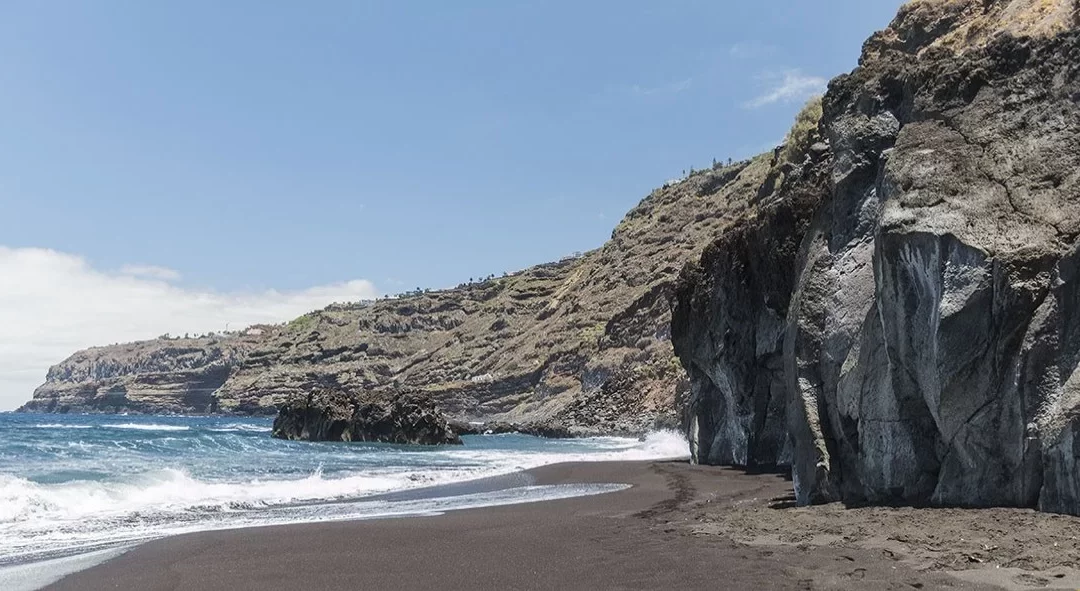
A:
19;154;777;433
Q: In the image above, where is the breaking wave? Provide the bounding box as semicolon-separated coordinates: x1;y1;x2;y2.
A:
103;423;190;432
0;413;688;566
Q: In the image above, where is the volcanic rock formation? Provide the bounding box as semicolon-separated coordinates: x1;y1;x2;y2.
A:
673;0;1080;514
272;391;462;445
21;151;774;435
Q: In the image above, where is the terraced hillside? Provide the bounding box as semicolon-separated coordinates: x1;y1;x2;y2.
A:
21;155;775;433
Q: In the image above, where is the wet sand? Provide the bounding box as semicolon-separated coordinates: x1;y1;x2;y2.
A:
48;461;1079;590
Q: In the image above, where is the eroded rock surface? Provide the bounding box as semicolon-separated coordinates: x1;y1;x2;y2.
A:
17;335;263;414
21;152;772;434
272;391;462;445
673;0;1080;514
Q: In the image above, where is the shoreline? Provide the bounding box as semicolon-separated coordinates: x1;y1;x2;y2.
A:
0;463;630;590
41;460;1019;591
0;418;689;585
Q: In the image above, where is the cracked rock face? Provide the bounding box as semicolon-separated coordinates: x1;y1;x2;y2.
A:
671;149;828;470
673;0;1080;514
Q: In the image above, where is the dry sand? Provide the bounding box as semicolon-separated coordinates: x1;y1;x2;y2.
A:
48;461;1080;590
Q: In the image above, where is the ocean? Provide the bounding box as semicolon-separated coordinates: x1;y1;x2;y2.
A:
0;412;687;572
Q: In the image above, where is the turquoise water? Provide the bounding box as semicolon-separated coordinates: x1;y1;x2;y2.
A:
0;413;686;566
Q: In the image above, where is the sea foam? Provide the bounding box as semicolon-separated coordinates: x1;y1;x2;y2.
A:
0;415;688;567
103;423;190;432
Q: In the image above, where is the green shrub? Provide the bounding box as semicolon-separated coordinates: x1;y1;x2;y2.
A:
287;313;317;333
780;96;823;165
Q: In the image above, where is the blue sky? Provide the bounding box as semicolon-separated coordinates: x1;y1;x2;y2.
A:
0;1;904;407
0;0;902;292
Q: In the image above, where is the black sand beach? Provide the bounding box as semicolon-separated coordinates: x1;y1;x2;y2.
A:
45;460;1052;591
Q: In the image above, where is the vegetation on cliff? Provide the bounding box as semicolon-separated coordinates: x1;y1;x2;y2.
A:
21;156;772;434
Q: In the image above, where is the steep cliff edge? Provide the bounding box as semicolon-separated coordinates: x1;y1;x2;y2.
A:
673;0;1080;514
20;157;771;432
18;333;268;414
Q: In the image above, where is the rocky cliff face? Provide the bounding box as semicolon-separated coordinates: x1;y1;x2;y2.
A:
20;156;772;433
672;142;830;471
673;0;1080;514
18;334;266;414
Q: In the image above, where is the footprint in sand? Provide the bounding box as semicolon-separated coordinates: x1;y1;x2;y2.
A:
1012;572;1049;587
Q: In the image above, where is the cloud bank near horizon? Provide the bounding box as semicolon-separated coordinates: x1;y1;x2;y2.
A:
0;246;378;411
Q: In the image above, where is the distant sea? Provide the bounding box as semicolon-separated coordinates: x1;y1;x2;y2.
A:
0;412;686;569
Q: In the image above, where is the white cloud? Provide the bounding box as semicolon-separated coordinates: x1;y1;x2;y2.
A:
744;69;826;109
120;264;182;282
0;246;378;410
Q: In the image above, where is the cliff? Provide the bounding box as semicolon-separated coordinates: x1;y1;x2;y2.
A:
673;0;1080;514
20;156;772;433
18;333;267;414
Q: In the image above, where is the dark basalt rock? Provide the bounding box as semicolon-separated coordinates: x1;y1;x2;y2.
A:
272;390;462;445
673;0;1080;515
672;145;828;471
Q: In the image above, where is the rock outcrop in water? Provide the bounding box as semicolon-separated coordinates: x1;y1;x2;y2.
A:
272;391;462;445
673;0;1080;514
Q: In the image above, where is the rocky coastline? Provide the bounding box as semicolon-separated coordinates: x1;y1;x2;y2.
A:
16;0;1080;518
20;135;773;434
